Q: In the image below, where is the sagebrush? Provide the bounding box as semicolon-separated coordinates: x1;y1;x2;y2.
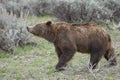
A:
1;0;120;24
0;9;32;52
53;0;120;23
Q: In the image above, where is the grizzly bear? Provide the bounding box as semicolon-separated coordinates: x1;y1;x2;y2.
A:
27;21;117;71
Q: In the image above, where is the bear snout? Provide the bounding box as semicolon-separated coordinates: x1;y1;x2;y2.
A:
27;27;30;32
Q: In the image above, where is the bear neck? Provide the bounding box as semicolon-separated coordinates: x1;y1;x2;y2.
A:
43;29;57;43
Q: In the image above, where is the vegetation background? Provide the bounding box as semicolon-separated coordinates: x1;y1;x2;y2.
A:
0;0;120;80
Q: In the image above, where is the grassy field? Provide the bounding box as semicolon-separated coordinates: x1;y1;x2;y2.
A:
0;16;120;80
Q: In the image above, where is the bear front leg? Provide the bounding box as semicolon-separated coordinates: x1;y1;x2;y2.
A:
55;47;75;71
55;46;62;60
55;46;67;68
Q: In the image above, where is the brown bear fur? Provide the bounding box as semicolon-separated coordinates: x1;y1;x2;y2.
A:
27;21;117;71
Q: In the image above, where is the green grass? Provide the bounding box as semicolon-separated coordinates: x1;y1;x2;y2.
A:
0;16;120;80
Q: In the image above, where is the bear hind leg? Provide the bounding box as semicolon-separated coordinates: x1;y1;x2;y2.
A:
104;48;117;66
89;51;104;69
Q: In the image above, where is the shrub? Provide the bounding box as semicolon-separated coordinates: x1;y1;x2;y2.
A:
1;0;120;23
0;9;32;52
53;0;120;23
104;0;120;22
1;0;54;17
28;0;54;16
115;22;120;30
53;1;81;23
2;0;30;17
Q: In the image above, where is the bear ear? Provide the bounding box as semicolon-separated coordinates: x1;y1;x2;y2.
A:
46;21;52;26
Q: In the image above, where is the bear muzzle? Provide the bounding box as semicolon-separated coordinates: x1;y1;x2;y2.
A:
27;27;32;32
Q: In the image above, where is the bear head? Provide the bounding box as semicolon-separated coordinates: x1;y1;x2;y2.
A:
27;21;52;37
27;21;56;42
